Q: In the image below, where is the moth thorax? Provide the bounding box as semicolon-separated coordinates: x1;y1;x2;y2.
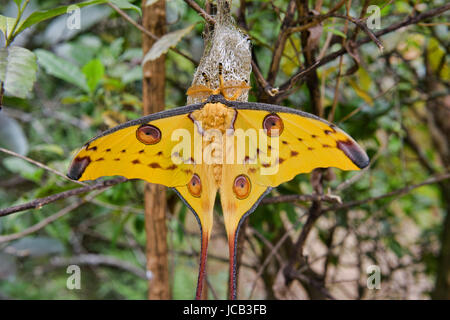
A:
192;103;236;134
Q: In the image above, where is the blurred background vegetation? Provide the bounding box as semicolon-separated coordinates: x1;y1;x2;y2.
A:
0;0;449;299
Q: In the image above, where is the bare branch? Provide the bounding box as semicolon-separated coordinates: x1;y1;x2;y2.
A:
276;3;450;97
0;190;104;243
324;172;450;213
107;2;197;64
184;0;215;25
0;177;127;218
262;193;341;205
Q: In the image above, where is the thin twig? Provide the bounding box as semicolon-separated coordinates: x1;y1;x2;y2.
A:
184;0;215;25
276;3;450;97
108;2;197;64
262;193;341;205
0;190;104;243
0;177;127;217
248;210;309;299
0;147;87;186
324;172;450;212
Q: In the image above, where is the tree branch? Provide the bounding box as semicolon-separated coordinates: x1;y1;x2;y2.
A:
108;2;197;64
324;172;450;213
184;0;215;25
276;3;450;97
0;190;104;243
0;177;127;217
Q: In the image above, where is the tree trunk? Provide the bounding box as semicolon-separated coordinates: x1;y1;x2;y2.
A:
142;0;170;300
423;50;450;300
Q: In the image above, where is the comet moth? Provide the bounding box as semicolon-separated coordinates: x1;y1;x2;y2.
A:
67;73;369;300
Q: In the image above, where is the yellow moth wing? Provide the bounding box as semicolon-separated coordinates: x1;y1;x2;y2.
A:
68;110;197;187
220;164;270;239
233;108;369;187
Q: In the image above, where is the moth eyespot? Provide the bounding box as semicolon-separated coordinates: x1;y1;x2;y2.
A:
136;124;161;145
263;113;284;137
233;175;251;200
188;174;202;198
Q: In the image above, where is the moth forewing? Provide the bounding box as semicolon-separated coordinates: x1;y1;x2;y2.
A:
234;128;258;165
171;128;192;165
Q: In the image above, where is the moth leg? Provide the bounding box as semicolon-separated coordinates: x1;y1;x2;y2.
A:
223;81;252;101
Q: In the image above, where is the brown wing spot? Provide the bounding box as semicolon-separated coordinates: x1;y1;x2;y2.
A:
248;168;257;174
183;169;193;175
279;158;285;164
106;148;111;152
157;151;163;156
322;144;331;148
329;124;337;132
282;140;288;145
95;157;105;161
233;175;251;200
149;162;162;168
324;130;333;135
262;163;271;168
263;114;284;137
291;151;299;157
244;155;250;163
121;149;126;153
308;147;314;151
298;137;303;142
311;134;317;138
114;158;120;161
166;164;178;170
139;149;145;154
132;159;141;164
188;174;202;197
85;144;97;151
336;139;370;168
136;124;162;145
67;156;91;180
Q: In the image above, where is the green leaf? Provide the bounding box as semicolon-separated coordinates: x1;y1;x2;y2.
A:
82;59;105;92
0;15;17;39
110;0;142;16
35;49;89;92
15;0;107;35
142;24;196;65
0;47;37;99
